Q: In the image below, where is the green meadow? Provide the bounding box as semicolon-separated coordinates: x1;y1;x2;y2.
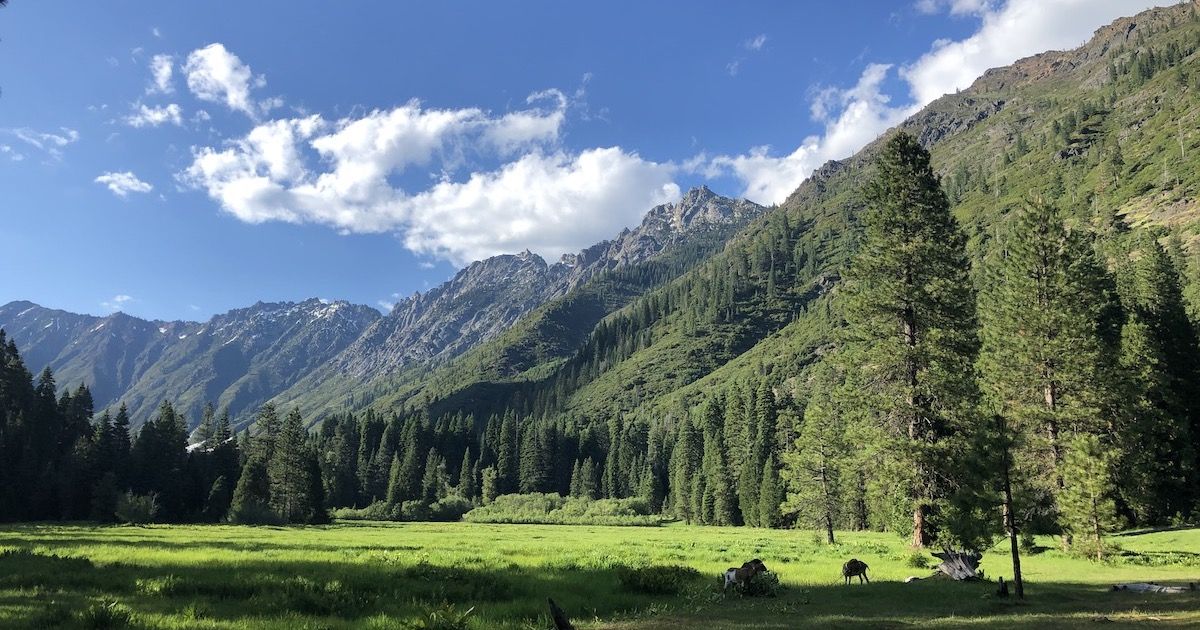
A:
0;522;1197;629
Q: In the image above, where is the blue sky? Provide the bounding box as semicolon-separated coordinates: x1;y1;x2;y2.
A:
0;0;1169;321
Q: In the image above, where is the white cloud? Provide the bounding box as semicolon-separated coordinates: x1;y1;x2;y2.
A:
0;144;24;162
147;54;174;94
916;0;992;16
182;94;677;265
728;34;770;77
745;34;768;51
152;26;163;38
125;103;183;127
95;171;154;197
402;148;678;264
2;127;79;160
101;294;134;312
708;0;1172;204
183;43;272;118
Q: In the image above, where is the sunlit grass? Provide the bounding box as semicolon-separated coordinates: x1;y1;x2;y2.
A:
0;522;1196;628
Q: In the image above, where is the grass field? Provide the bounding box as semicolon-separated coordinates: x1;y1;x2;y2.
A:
0;521;1197;629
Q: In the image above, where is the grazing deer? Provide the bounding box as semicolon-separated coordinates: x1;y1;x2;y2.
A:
723;558;768;591
842;558;869;585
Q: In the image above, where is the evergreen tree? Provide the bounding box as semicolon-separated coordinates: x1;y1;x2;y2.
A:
268;409;313;523
783;370;848;543
229;455;272;523
420;448;449;504
839;131;980;547
978;200;1120;533
497;413;519;495
458;447;476;498
1059;434;1120;560
203;475;232;522
385;453;404;506
668;418;702;522
758;454;783;529
481;466;500;504
699;405;738;525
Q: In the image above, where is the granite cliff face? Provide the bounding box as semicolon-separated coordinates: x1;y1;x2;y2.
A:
322;186;764;381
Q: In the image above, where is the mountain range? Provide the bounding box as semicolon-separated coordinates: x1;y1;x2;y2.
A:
4;1;1200;432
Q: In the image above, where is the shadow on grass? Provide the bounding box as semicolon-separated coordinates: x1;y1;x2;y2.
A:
0;546;693;629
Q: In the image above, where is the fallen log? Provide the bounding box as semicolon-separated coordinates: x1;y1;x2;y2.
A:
931;548;982;581
1112;582;1196;594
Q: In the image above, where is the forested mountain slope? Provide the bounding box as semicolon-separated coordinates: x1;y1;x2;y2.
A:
362;1;1200;428
0;299;380;428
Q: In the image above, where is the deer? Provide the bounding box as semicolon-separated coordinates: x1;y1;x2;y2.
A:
842;558;870;585
723;558;768;591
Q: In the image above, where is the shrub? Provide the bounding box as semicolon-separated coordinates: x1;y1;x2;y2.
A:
464;493;661;526
403;602;475;630
78;599;133;629
731;571;781;598
905;552;931;569
332;501;401;521
115;492;158;525
616;564;701;595
429;495;473;522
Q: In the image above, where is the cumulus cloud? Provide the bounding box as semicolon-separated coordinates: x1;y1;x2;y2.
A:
125;103;183;127
147;54;174;94
403;148;678;264
2;127;79;160
95;171;154;197
101;294;134;311
708;0;1171;204
183;43;274;118
182;94;677;264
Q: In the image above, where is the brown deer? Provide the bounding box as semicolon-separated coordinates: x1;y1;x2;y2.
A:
723;559;768;591
842;558;869;585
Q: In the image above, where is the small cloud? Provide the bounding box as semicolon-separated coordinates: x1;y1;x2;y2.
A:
0;144;25;162
152;26;163;38
2;127;79;160
183;43;279;119
915;0;990;16
376;299;395;312
726;60;741;77
418;261;435;269
147;54;174;94
101;294;134;312
125;103;183;127
744;34;768;51
106;56;120;68
95;171;154;197
188;304;200;311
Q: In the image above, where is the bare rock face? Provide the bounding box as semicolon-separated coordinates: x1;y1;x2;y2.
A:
327;187;765;379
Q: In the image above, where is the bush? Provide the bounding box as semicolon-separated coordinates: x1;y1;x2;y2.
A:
905;551;931;569
429;495;473;522
403;602;475;630
115;492;158;525
616;564;701;595
227;501;282;525
332;501;402;521
78;599;133;629
730;571;781;598
464;493;661;526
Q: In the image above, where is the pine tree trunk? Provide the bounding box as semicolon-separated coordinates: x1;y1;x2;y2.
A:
998;415;1025;598
912;505;928;548
820;462;835;544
